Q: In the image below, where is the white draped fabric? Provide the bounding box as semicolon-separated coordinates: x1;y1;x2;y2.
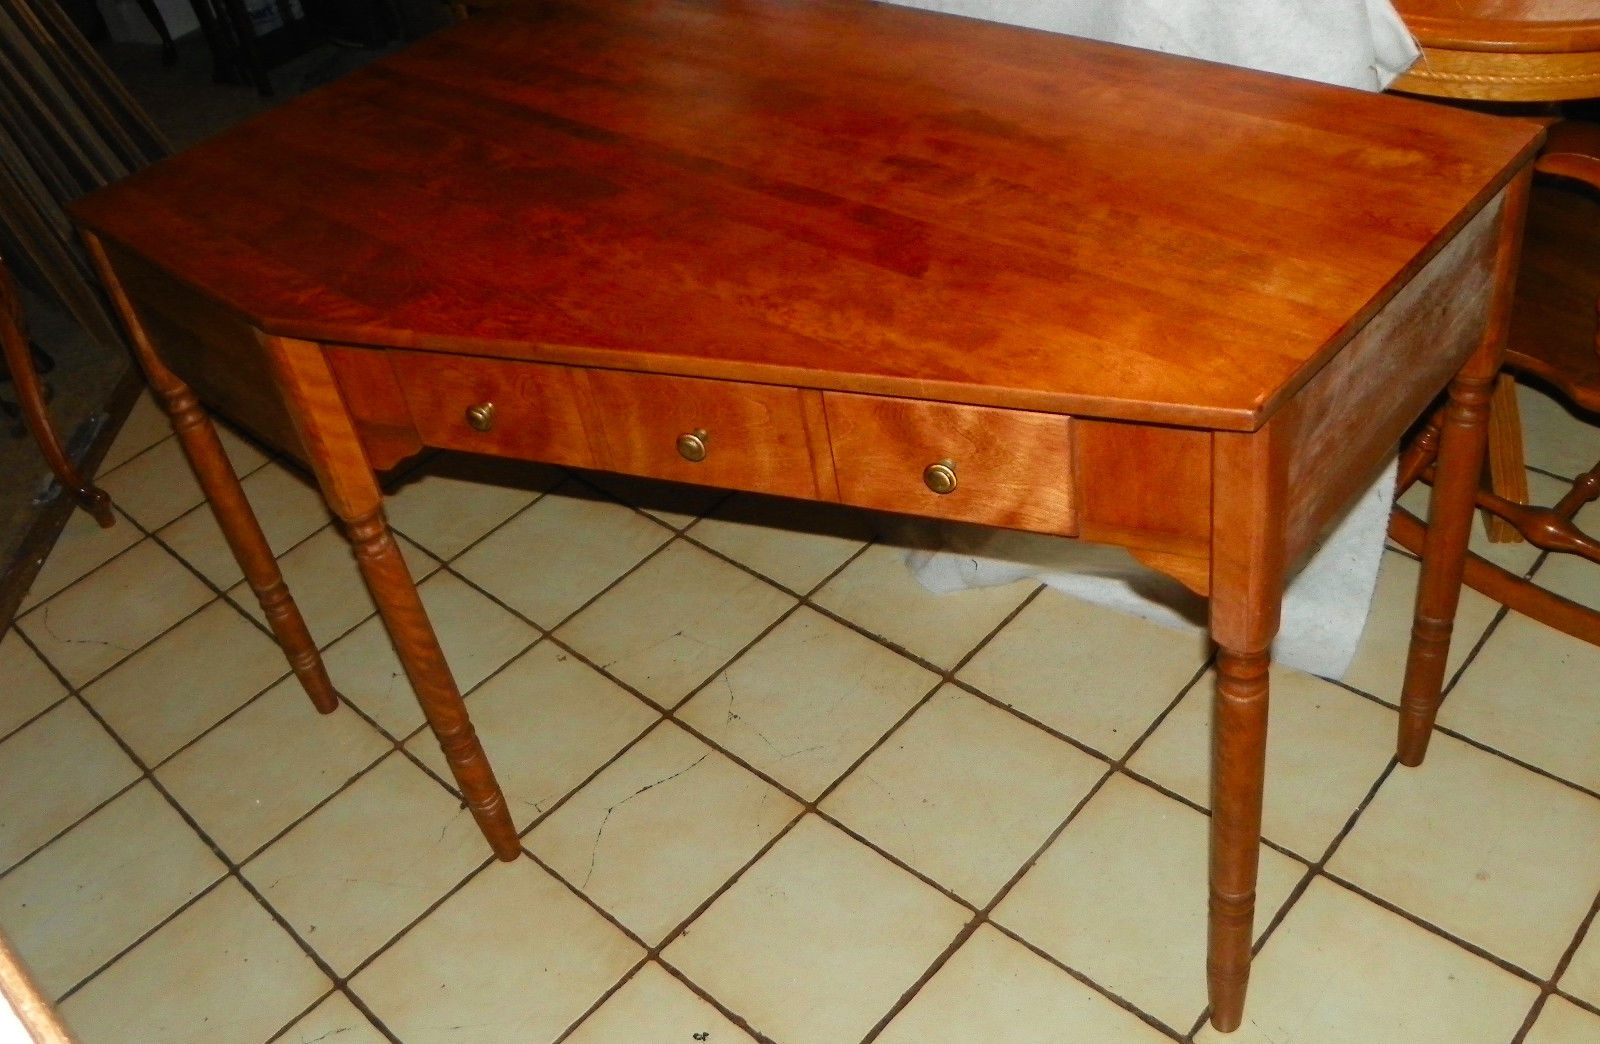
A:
884;1;1422;679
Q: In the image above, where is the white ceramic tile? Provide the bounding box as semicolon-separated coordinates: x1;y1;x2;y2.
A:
1561;915;1600;1010
1342;549;1501;705
688;494;873;594
678;607;938;800
663;815;969;1044
878;925;1171;1044
1129;665;1397;860
0;782;223;998
350;858;641;1043
1443;613;1600;793
99;388;169;472
383;455;560;560
407;642;658;828
1330;733;1600;977
272;992;389;1044
814;543;1037;670
1526;997;1600;1044
959;588;1210;758
1194;878;1538;1044
557;541;796;709
0;700;141;872
325;569;538;739
582;472;725;529
243;754;491;975
157;461;332;588
823;686;1105;904
0;630;65;739
58;878;329;1044
157;676;391;861
1519;382;1600;482
452;480;671;627
528;722;799;943
566;961;757;1044
82;599;290;765
994;774;1304;1033
17;539;213;687
99;428;265;531
17;506;140;612
228;526;438;648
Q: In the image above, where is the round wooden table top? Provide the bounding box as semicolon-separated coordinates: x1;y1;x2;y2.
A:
1392;0;1600;99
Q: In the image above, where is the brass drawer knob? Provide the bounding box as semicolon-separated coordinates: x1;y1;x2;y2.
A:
923;459;957;495
677;428;709;462
465;402;496;432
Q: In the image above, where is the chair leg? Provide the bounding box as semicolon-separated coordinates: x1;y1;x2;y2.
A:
1484;373;1527;543
0;260;114;528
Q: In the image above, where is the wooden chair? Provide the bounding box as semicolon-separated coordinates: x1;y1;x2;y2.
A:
1387;4;1600;697
0;254;114;529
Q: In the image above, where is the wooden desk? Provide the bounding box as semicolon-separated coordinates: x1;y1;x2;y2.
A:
69;0;1542;1030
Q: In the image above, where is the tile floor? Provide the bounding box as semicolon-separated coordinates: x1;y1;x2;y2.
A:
2;383;1600;1043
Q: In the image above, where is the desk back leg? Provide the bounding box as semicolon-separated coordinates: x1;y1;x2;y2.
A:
260;333;520;862
84;233;341;716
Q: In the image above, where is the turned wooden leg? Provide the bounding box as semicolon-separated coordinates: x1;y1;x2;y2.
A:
0;258;114;528
1484;373;1526;544
1208;646;1271;1033
344;507;519;860
1398;368;1495;765
81;233;339;716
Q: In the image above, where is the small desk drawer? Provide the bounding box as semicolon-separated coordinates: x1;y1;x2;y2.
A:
584;370;823;499
824;392;1077;534
389;351;599;468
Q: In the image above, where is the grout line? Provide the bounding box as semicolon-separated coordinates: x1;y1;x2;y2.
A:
1511;883;1600;1042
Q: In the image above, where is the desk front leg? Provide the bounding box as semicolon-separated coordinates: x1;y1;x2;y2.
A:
1206;422;1290;1033
261;334;521;862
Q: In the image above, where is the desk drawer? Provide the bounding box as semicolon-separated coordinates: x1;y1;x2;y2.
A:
584;370;824;499
823;392;1077;534
389;351;599;468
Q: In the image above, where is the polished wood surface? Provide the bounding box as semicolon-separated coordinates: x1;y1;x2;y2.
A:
1392;0;1600;100
73;0;1535;432
70;0;1542;1031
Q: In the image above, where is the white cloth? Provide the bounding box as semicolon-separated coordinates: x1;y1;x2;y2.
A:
885;1;1420;679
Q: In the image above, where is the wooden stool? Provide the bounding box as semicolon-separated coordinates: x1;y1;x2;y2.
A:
0;255;114;529
1388;3;1600;674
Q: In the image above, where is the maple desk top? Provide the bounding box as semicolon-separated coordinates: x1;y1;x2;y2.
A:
72;0;1541;431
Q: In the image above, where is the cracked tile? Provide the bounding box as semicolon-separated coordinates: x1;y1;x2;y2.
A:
557;541;795;709
17;539;213;687
959;587;1209;759
82;599;290;766
0;782;223;998
1329;733;1600;978
813;542;1036;670
678;607;937;800
242;754;489;975
878;925;1171;1043
59;878;329;1044
324;569;538;739
350;858;640;1043
17;506;140;613
664;815;968;1044
823;685;1104;905
273;992;389;1044
157;676;390;861
1194;878;1537;1044
994;775;1304;1033
407;642;657;829
0;700;141;872
528;722;799;943
453;480;670;628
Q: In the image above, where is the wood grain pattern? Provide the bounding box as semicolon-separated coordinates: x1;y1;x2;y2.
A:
323;345;425;473
70;0;1540;432
584;369;820;499
1074;420;1211;559
390;349;599;469
1395;0;1600;53
823;392;1076;533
